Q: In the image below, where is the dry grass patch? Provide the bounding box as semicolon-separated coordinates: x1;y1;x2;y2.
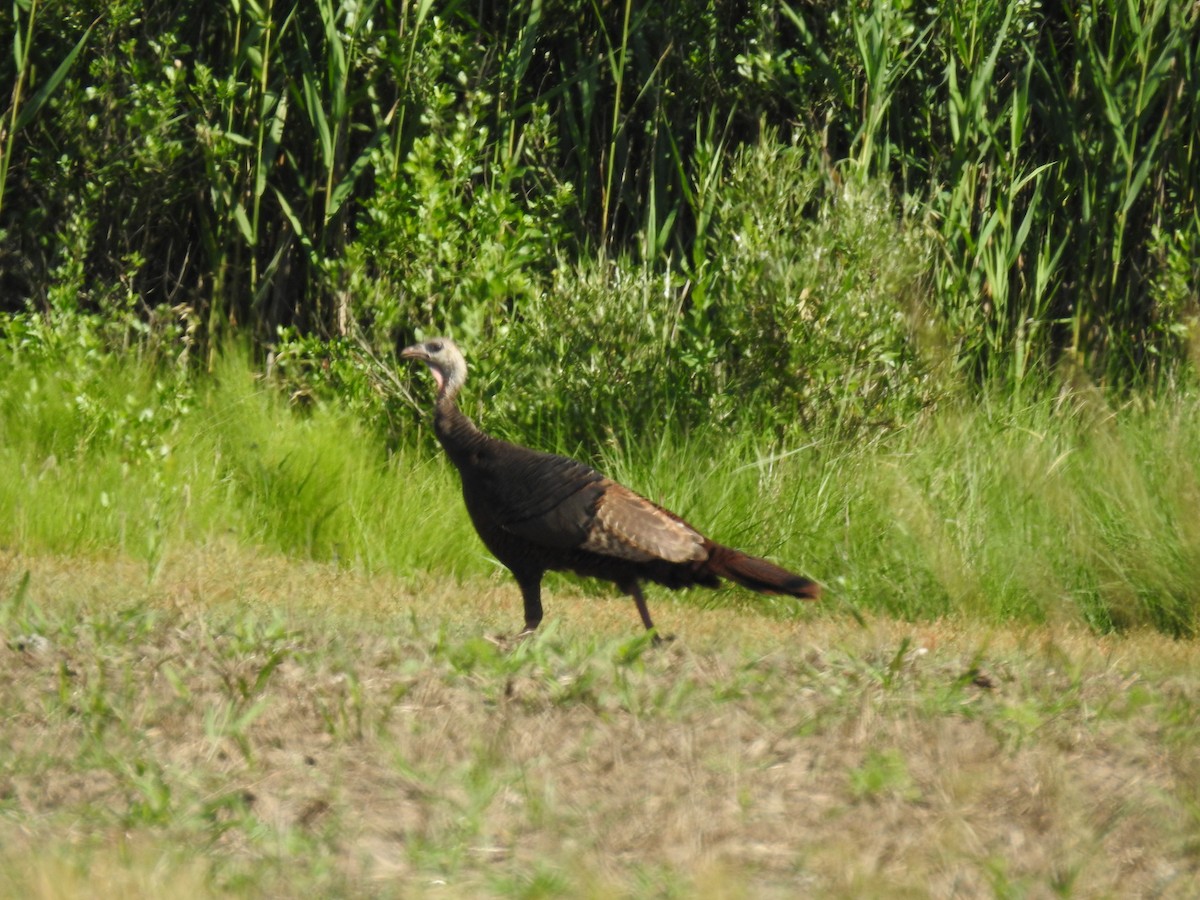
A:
2;546;1199;897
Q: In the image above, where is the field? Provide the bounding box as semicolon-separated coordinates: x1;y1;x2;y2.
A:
3;346;1200;897
3;544;1200;898
4;1;1199;894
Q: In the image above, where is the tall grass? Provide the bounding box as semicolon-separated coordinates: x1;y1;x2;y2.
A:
0;0;94;222
923;0;1196;384
2;334;1197;635
0;343;473;578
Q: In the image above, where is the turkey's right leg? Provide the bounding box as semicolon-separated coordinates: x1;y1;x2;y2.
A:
516;573;544;636
626;581;672;644
627;581;655;631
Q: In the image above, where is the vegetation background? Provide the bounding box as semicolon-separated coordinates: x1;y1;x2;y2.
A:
2;0;1198;629
2;0;1200;895
4;0;1197;406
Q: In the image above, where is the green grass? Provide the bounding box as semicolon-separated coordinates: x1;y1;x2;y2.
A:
0;346;475;578
2;344;1199;635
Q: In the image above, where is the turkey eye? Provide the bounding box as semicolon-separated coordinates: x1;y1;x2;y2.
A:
428;341;444;353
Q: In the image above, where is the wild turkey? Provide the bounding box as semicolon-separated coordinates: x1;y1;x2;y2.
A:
400;338;820;636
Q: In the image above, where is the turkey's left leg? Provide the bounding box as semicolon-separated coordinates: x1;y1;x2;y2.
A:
515;572;544;636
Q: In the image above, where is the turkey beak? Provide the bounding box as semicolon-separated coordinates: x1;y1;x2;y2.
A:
399;344;427;362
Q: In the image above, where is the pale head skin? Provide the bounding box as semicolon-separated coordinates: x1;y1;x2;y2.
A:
400;337;467;399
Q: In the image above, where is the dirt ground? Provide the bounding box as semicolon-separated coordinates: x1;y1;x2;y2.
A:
2;546;1199;897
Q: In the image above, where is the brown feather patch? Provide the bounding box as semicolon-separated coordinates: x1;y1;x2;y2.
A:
582;483;706;564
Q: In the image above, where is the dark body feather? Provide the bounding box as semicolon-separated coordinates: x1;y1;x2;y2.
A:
402;339;820;635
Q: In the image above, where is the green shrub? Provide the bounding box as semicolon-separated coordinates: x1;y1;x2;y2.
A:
702;139;936;434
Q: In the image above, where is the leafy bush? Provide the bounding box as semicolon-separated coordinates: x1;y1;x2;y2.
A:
343;86;571;344
266;134;934;452
702;139;935;434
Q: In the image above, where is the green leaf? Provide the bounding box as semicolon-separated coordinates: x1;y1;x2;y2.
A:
13;16;98;133
233;204;255;243
273;187;319;263
327;134;384;220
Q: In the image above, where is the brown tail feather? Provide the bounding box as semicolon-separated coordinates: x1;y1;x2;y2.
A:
707;545;821;599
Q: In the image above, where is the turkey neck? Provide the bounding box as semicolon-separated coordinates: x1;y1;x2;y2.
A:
433;382;488;467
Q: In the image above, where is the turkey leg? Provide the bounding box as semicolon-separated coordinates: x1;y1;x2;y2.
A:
516;572;544;636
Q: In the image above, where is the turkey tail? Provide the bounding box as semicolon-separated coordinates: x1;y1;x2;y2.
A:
708;544;821;599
